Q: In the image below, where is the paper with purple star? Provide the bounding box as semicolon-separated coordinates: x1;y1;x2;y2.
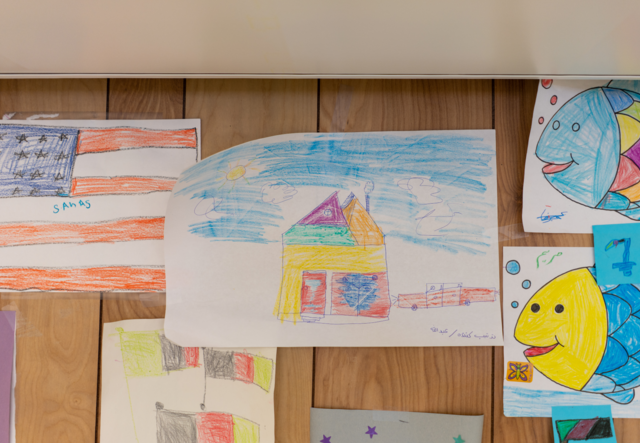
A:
310;408;483;443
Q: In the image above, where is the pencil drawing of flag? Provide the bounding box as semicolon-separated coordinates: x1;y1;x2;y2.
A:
0;123;199;292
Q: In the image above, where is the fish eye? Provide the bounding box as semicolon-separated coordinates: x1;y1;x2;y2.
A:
555;304;564;313
531;303;540;313
572;123;580;132
553;121;560;130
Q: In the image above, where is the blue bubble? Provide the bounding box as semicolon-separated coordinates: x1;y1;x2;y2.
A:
511;301;519;308
522;280;531;289
506;260;520;275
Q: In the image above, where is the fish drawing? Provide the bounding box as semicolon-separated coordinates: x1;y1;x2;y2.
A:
515;266;640;404
537;80;640;220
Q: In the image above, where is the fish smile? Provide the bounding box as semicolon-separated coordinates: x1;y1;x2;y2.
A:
542;161;573;174
524;343;559;357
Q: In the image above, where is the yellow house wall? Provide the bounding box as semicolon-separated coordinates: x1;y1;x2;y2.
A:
275;244;388;321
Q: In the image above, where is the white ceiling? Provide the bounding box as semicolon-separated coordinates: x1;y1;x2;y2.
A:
2;0;638;77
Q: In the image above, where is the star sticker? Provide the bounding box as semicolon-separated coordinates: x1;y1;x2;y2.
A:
54;152;69;161
30;170;43;180
14;150;28;160
54;173;65;181
29;188;39;195
13;170;23;179
16;134;27;143
365;426;377;439
320;436;331;443
453;435;465;443
38;135;47;143
59;133;68;141
35;149;48;159
12;187;20;195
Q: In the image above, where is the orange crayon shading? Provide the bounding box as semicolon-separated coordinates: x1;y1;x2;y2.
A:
0;217;164;247
0;266;165;291
71;177;176;196
77;128;197;154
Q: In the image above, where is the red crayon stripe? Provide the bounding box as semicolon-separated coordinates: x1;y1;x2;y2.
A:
234;353;255;384
196;412;234;443
77;128;197;154
0;217;164;247
71;177;177;196
0;267;165;291
184;348;200;368
461;287;496;303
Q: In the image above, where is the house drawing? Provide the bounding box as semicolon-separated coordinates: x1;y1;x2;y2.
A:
275;191;390;324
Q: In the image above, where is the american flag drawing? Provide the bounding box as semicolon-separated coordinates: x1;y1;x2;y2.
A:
0;120;200;292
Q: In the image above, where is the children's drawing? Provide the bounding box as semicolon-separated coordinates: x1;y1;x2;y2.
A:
164;131;502;347
606;238;635;276
504;247;640;417
156;405;259;443
556;418;613;443
101;319;275;443
276;191;390;324
397;283;496;311
524;80;640;233
0;120;200;292
552;405;617;443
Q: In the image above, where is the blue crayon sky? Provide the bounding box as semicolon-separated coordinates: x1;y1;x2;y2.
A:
175;132;496;255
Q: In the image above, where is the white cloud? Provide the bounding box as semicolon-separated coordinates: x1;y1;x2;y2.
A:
397;177;442;205
261;181;298;204
416;207;456;236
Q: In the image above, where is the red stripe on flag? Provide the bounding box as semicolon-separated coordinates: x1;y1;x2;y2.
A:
0;267;165;291
77;128;197;154
184;348;200;368
0;217;164;247
71;177;176;196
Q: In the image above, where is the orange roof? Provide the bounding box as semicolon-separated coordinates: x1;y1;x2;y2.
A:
342;197;384;246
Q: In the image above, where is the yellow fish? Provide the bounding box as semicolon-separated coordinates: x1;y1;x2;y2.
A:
515;267;640;404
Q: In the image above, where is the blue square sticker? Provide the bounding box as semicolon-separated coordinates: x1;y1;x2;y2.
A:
593;223;640;285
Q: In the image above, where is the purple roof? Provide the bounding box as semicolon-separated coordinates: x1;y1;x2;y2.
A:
297;191;348;226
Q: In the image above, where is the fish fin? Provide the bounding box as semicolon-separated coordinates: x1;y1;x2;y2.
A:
608;81;640;95
603;389;635;404
598;192;630;210
583;373;617;393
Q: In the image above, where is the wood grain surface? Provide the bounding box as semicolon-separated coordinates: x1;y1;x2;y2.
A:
0;78;619;443
317;79;494;443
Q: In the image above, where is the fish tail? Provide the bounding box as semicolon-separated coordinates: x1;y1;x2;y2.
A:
603;389;635;404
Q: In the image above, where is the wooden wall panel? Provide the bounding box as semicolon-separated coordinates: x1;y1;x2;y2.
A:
0;79;107;119
0;79;106;443
1;294;100;443
186;78;317;443
186;79;317;158
317;79;494;443
108;79;184;120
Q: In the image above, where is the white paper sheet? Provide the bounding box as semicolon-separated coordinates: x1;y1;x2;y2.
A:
503;246;640;417
164;131;503;347
523;80;640;233
100;319;276;443
0;120;200;292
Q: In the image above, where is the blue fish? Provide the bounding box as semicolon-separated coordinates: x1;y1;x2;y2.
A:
537;81;640;220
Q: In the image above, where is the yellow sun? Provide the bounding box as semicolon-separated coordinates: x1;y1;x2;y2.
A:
217;159;260;190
